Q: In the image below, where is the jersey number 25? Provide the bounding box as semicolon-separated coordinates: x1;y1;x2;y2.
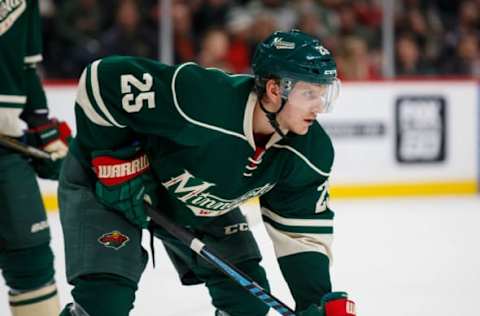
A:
121;73;155;113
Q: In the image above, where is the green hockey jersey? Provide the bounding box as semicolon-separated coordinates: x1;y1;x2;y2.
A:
73;56;336;307
0;0;47;137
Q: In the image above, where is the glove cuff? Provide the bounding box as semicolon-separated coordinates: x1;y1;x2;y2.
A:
323;292;356;316
25;118;72;148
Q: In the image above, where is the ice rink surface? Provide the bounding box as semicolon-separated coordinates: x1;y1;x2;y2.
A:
1;195;480;316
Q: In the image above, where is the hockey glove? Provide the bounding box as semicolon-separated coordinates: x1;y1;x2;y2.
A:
25;118;72;179
299;292;356;316
92;146;157;229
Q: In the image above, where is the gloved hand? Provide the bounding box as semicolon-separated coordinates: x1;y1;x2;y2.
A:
299;292;356;316
25;118;72;179
92;145;157;228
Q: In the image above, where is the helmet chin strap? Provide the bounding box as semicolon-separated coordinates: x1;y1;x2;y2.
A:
259;97;288;138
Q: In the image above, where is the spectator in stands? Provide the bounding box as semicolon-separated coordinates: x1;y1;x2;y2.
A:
172;2;197;64
295;2;323;38
307;0;341;37
100;0;157;59
192;0;232;37
398;6;445;67
249;11;278;58
457;1;480;32
36;0;480;79
56;0;103;46
197;28;233;71
443;32;480;76
55;0;104;77
337;4;378;49
294;1;340;55
247;0;297;30
225;8;254;73
433;0;461;29
444;1;480;55
337;36;380;80
38;0;59;77
353;0;382;29
395;33;432;76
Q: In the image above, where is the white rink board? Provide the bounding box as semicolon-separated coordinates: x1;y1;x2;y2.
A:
318;81;479;185
42;81;480;194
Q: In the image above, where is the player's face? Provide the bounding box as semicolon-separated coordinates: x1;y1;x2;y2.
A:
277;81;330;135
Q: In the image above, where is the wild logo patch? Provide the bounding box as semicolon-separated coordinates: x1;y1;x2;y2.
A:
98;231;129;250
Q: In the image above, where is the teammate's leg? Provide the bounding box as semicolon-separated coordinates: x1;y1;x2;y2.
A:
1;244;59;316
0;152;59;316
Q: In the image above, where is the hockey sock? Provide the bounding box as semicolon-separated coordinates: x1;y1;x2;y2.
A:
0;243;54;290
9;281;60;316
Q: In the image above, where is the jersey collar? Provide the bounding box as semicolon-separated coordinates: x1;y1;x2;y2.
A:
243;92;287;150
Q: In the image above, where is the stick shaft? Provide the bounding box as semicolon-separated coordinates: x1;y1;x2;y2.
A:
0;134;51;160
145;203;296;316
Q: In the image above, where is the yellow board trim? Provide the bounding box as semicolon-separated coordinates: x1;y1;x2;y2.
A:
330;180;478;199
43;195;58;212
43;180;478;212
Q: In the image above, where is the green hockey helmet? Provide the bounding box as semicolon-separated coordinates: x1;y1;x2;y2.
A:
252;30;340;123
252;29;338;85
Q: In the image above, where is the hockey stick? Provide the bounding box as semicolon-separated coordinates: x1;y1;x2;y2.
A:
0;134;52;160
144;202;296;316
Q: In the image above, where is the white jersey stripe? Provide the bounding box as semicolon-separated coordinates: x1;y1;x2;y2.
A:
0;108;23;136
261;207;333;227
264;222;332;260
171;62;248;141
0;1;26;36
90;60;126;128
75;70;113;127
272;144;331;176
24;54;43;64
242;91;257;150
0;95;27;104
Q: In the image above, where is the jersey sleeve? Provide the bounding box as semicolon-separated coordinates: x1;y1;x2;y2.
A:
73;56;184;154
259;133;335;310
22;0;48;122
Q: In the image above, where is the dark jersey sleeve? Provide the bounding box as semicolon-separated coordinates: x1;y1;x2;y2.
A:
259;127;335;310
73;57;253;158
22;0;48;117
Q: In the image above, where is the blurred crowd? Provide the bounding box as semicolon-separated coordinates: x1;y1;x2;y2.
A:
39;0;480;80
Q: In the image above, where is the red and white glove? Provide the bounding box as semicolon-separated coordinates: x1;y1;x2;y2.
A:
26;118;72;160
299;292;356;316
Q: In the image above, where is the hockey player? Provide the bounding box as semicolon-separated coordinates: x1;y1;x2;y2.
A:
59;29;355;316
0;0;71;315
